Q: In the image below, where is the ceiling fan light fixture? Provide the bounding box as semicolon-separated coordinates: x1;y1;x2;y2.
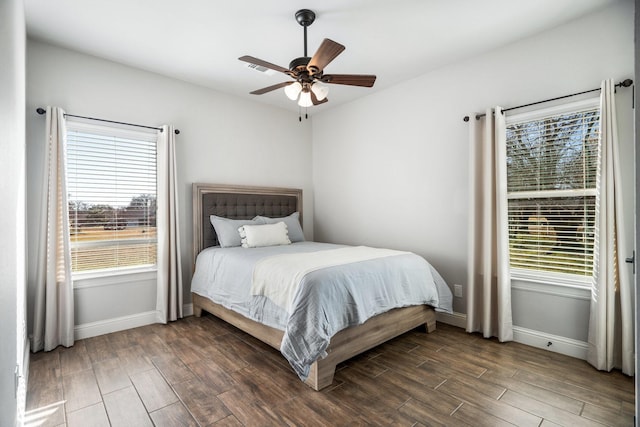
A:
298;90;313;107
284;81;302;100
311;82;329;101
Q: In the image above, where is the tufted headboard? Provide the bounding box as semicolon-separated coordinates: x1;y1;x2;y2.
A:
192;183;302;259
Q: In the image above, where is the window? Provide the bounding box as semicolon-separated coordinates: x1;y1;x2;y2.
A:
66;121;158;274
505;98;600;280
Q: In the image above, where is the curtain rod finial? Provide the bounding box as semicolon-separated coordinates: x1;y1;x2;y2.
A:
620;79;633;88
463;116;470;122
36;107;46;115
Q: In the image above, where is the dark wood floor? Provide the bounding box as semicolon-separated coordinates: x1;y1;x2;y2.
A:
26;314;634;426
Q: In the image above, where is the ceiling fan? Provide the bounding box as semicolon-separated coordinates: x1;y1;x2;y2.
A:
239;9;376;108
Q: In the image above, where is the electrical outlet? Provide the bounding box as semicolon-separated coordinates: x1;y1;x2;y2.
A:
453;284;463;298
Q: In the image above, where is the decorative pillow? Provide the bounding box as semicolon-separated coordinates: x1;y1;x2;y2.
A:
209;215;261;248
238;222;291;248
254;212;305;242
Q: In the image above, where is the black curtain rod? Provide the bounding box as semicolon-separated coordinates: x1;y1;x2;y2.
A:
463;78;633;122
36;107;181;135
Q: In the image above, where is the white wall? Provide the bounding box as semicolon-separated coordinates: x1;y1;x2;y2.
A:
312;1;635;347
0;0;26;425
26;40;313;335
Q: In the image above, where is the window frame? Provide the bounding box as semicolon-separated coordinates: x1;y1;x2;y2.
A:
65;119;159;279
505;96;600;288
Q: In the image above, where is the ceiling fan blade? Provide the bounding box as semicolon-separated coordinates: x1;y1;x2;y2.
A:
239;55;290;74
307;39;345;74
310;90;328;106
250;81;293;95
322;74;376;87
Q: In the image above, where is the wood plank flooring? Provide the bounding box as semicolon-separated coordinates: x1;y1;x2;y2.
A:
25;314;635;426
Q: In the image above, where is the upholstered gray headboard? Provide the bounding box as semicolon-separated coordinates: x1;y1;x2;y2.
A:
192;183;302;259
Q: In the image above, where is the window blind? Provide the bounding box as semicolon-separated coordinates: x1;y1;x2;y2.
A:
506;104;600;277
66;122;158;273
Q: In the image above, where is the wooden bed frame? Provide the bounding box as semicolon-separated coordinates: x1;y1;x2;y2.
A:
191;183;436;391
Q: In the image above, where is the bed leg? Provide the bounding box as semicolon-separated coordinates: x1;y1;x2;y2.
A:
304;359;336;391
193;305;202;318
425;309;437;333
425;319;436;333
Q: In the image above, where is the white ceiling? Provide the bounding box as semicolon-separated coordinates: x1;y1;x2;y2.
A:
24;0;618;112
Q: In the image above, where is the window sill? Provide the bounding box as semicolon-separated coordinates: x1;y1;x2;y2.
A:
73;266;157;289
510;268;591;300
511;268;590;287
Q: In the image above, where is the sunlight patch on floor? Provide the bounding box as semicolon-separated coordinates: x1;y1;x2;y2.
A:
24;400;66;427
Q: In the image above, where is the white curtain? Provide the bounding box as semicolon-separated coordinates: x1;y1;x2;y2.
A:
156;125;183;323
466;107;513;342
32;106;75;352
587;79;634;375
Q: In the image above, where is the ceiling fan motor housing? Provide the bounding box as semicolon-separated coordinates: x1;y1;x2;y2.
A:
289;56;314;77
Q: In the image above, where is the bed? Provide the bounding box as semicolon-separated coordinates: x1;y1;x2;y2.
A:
191;183;452;390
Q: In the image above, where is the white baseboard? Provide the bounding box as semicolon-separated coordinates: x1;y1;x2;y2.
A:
435;311;588;361
512;326;588;360
22;339;30;382
74;303;196;340
72;306;588;361
436;311;467;328
74;311;158;340
18;339;30;425
183;303;193;317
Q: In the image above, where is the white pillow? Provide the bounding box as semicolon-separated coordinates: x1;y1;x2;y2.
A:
254;212;305;242
238;222;291;248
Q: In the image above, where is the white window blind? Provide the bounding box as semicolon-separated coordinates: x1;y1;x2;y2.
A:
66;121;158;273
505;99;600;277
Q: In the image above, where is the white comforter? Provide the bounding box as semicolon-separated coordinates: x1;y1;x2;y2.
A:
251;246;410;313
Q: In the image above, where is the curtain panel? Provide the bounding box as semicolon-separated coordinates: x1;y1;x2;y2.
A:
466;107;513;342
156;125;183;323
32;106;74;352
587;79;634;375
